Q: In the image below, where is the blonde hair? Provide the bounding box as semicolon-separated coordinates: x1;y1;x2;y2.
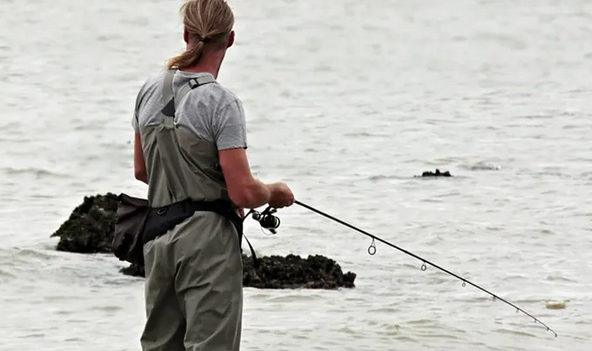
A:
167;0;235;70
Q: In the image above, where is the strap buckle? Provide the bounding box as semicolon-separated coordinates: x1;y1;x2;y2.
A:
188;79;199;89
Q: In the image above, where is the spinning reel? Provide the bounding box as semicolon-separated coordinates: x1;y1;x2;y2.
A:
248;206;281;234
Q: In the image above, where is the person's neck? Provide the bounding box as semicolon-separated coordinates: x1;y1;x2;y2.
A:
181;50;224;79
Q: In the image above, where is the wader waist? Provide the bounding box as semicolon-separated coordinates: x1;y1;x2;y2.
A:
142;198;243;246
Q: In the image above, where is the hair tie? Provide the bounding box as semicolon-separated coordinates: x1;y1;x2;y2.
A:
196;35;209;43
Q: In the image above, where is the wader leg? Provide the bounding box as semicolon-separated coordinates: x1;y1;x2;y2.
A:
141;237;186;351
173;213;244;351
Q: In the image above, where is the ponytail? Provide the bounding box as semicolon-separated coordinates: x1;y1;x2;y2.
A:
167;40;205;70
166;0;234;70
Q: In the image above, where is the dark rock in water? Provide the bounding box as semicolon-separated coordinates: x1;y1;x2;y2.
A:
416;169;452;177
120;263;145;277
51;193;357;289
51;193;119;254
242;254;356;289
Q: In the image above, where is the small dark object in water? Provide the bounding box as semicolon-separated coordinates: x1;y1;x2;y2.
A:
50;193;356;289
120;263;145;277
417;169;452;177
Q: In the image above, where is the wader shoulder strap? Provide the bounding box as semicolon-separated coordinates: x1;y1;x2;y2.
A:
153;71;260;268
161;72;215;117
162;69;176;106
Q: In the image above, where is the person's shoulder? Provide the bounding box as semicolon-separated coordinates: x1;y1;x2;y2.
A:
138;71;167;96
200;80;242;109
210;80;240;101
134;70;167;107
176;72;240;107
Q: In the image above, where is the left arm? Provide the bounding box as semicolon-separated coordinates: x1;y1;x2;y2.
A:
133;133;148;184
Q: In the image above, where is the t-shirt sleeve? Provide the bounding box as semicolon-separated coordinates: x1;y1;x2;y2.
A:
213;99;248;150
131;87;143;134
131;110;140;133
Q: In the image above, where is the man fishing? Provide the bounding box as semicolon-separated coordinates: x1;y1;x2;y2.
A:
130;0;295;350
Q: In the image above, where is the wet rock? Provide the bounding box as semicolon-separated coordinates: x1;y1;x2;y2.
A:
50;193;119;254
120;263;145;277
416;169;452;177
242;254;356;289
51;193;357;289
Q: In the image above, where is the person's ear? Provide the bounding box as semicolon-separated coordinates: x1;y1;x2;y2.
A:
183;27;189;44
227;30;235;48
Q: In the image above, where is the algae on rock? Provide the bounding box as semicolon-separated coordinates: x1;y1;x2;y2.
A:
51;193;119;254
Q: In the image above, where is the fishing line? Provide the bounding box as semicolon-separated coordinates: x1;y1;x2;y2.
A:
293;199;558;338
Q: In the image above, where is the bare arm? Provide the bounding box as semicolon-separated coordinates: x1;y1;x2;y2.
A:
133;133;148;184
214;99;293;209
219;147;278;209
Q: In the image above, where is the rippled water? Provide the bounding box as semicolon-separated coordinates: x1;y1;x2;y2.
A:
2;0;591;350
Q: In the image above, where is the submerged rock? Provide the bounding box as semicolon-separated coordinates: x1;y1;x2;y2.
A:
416;169;452;177
120;263;145;277
51;193;357;289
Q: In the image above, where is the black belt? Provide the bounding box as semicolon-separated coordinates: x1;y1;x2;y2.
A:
141;197;257;266
142;198;242;244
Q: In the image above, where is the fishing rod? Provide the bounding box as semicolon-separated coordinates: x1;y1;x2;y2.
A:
249;200;557;338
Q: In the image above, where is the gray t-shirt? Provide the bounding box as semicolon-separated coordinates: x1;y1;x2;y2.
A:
132;70;247;151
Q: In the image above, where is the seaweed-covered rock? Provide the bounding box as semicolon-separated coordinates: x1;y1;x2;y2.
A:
416;169;452;177
242;254;356;289
51;193;119;253
51;193;357;289
120;263;145;277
